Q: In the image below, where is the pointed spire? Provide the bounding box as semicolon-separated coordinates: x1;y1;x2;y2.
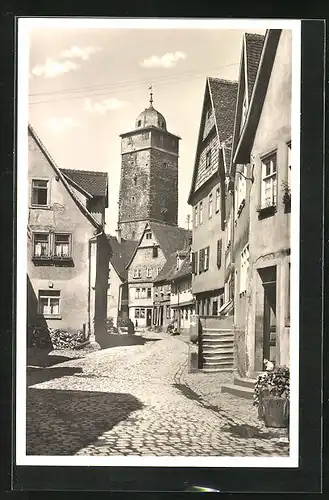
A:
148;85;153;107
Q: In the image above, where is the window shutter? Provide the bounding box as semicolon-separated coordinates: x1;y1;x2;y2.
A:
217;239;222;268
191;252;196;274
207;246;210;270
199;249;203;273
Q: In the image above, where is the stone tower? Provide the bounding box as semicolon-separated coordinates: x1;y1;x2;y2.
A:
118;90;180;241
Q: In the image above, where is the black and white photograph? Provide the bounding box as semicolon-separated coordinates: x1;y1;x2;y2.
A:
16;18;301;468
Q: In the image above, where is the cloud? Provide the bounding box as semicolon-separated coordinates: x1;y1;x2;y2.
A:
31;58;80;78
140;51;187;69
84;98;127;115
60;46;102;61
47;117;80;134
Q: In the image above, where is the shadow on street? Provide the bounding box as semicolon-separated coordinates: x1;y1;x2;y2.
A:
26;388;144;455
27;366;83;386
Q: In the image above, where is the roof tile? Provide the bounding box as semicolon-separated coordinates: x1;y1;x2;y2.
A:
245;33;265;101
60;168;108;199
107;235;137;281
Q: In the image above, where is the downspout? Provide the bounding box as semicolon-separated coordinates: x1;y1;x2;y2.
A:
88;227;104;340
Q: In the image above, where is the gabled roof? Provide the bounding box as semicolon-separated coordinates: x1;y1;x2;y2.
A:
245;33;265;102
107;235;137;282
188;78;238;204
172;254;192;281
126;221;191;270
208;78;239;142
28;124;102;230
229;33;265;178
233;30;282;165
60;168;109;208
154;253;178;283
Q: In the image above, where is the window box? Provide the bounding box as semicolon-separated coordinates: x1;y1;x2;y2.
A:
257;204;277;219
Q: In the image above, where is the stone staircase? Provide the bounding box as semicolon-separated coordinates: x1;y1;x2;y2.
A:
221;375;257;399
201;328;235;372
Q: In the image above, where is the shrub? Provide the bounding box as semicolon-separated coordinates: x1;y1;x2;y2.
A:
117;317;130;328
105;317;118;334
49;328;85;350
253;363;290;408
27;325;52;349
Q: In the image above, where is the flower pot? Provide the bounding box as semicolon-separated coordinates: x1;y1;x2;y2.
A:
262;397;289;428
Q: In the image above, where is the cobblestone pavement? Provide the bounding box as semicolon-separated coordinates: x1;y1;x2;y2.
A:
26;334;289;457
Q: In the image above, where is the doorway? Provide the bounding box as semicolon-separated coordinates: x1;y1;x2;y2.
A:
259;266;277;366
146;308;152;327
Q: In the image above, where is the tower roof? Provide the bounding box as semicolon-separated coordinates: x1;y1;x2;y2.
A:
135;86;167;130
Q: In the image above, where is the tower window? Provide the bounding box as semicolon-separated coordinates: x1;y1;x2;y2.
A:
163;162;168;168
134;176;137;185
132;196;135;202
152;246;158;258
142;132;149;140
145;232;152;240
206;150;212;168
137;120;142;127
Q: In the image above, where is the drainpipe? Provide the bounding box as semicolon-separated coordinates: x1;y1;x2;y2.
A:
88;227;104;342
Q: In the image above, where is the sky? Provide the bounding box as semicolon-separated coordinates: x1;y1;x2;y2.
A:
27;22;266;234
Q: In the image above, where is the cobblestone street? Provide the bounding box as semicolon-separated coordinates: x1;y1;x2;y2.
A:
26;333;289;457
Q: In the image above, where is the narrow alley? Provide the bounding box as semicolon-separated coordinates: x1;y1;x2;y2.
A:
27;333;289;457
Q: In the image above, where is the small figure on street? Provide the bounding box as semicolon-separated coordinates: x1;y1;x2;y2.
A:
135;319;138;329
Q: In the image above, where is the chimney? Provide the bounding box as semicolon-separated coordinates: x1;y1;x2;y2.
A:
116;227;122;244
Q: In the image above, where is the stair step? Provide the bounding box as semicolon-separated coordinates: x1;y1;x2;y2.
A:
202;328;234;333
233;376;257;389
202;337;234;343
221;383;254;400
203;367;234;373
203;349;234;356
203;360;234;367
203;354;234;361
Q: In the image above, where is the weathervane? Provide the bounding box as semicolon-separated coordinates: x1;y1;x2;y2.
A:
148;85;153;107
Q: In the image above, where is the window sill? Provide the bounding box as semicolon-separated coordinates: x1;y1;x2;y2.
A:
257;204;277;219
32;256;74;267
29;205;51;210
37;314;62;320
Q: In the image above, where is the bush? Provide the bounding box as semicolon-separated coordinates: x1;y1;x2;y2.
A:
49;328;85;350
253;364;290;408
117;317;130;328
27;325;52;349
105;317;118;334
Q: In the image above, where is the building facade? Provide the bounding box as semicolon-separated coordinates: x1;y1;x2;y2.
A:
170;251;194;333
188;77;238;317
118;93;181;241
232;29;292;376
126;221;191;327
27;124;111;345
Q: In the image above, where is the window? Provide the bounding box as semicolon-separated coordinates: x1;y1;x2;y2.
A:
152;246;158;258
135;308;140;318
145;232;152;240
235;165;247;220
38;290;60;316
206;150;212;168
217;239;222;269
225;214;232;251
199;249;204;274
146;267;152;278
128;137;133;145
240;244;250;293
140;308;145;319
135;288;140;299
204;246;210;271
261;152;277;209
156;265;161;276
141;288;146;299
137;120;142;127
166;305;171;319
208;193;213;218
194;206;198;228
212;299;218;316
134;176;137;185
54;234;71;258
163;162;168;168
147;288;152;299
132;196;135;202
199;201;203;225
142;132;149;140
32;179;49;206
133;268;141;278
33;233;50;257
215;187;220;212
192;251;197;275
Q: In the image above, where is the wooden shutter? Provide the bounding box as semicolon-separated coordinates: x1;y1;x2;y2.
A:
199;249;203;273
205;246;210;270
217;239;222;269
191;252;196;274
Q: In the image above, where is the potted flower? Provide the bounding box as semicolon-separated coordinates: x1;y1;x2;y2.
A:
253;360;290;428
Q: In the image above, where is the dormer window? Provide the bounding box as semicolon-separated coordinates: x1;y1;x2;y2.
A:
145;231;152;240
152;246;158;258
